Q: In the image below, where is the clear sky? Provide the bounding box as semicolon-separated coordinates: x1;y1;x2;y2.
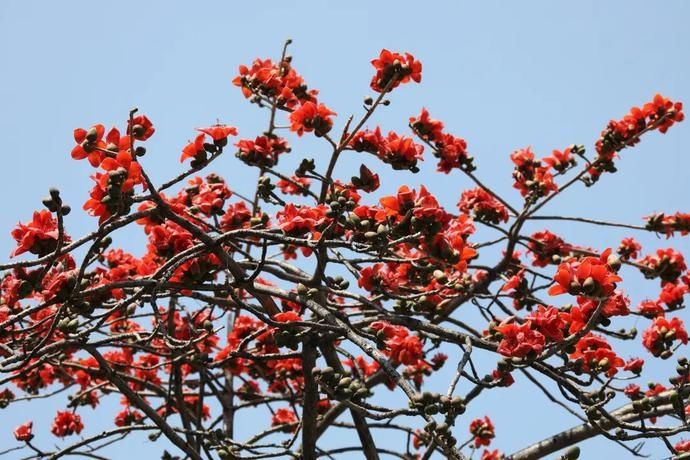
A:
1;1;689;458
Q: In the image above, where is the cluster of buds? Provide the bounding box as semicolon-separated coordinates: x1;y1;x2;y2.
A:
295;158;315;177
312;367;371;402
669;356;690;386
296;282;321;299
272;328;300;350
630;388;666;415
256;176;276;203
324;191;357;219
248;212;270;229
346;214;391;246
422;419;458;449
0;388;15;409
56;316;80;334
394;294;438;315
410;391;465;418
325;275;349;291
42;187;71;216
101;168;134;217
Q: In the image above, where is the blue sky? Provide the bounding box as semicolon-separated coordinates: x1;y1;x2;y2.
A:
1;1;689;458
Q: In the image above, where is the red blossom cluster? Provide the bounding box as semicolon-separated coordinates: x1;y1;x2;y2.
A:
235;135;290;168
3;43;689;460
469;416;495;447
510;146;559;199
645;212;690;238
457;187;509;225
528;230;572;267
549;249;622;298
180;125;238;165
233;56;318;109
370;49;422;93
349;127;424;172
409;108;474;173
588;94;684;183
642;316;689;358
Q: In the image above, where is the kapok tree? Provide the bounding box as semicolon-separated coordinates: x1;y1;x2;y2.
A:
2;40;689;460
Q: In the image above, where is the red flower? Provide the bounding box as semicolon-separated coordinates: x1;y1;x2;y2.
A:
72;124;106;167
543;146;576;172
458;187;509;224
51;411;84;437
350;126;387;155
127;115;155;141
469;416;495;447
623;357;644;374
344;355;380;379
369;322;424;365
289;102;336;137
525;305;566;342
271;408;298;432
370;49;422;93
273;311;301;323
659;282;688;309
13;421;33;442
481;450;504;460
528;230;570;267
642;316;688;358
197;124;238;142
548;249;622;298
434;133;472;173
180;133;206;163
236;135;290;168
387;333;423;365
11;210;65;257
114;409;144;427
277;176;311;195
491;369;514;387
276;204;329;236
637;299;665;318
383;132;424;171
220;201;252;231
409;108;444;142
494;321;545;358
676;440;690;453
570;333;624;377
624;384;642;399
350;128;424;171
617;237;641;261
